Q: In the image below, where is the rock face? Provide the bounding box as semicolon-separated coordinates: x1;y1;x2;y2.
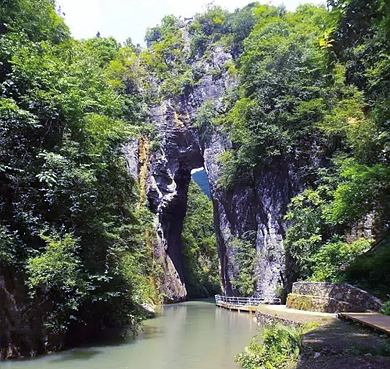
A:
127;100;204;302
127;44;290;302
0;267;60;360
204;147;290;298
286;282;383;313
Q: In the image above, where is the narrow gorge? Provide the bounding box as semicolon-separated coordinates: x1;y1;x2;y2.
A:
2;0;390;362
126;41;290;302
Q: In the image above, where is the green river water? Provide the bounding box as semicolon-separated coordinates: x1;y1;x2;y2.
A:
3;300;259;369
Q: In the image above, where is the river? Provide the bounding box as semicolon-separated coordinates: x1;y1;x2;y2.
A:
3;300;260;369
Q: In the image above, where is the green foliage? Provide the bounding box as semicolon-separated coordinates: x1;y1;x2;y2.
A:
285;180;335;281
188;5;229;58
0;225;22;266
219;5;332;186
231;235;257;296
309;238;372;282
27;232;88;334
380;301;390;316
194;100;217;145
0;0;161;347
0;0;69;43
191;6;228;37
236;324;304;369
285;166;374;283
341;237;390;298
27;233;84;292
142;15;191;98
326;161;390;227
188;3;260;59
224;3;260;58
145;15;182;46
182;181;220;297
83;36;120;67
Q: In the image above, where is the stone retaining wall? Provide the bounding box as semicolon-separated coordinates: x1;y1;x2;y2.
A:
255;310;302;327
286;282;382;313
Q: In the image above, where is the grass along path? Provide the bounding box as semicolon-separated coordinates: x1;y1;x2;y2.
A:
252;305;390;369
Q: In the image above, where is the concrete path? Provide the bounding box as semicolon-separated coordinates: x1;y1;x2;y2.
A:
256;304;338;324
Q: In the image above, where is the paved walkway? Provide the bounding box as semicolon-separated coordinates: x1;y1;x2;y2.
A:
218;302;390;336
339;312;390;335
217;302;339;323
256;304;338;324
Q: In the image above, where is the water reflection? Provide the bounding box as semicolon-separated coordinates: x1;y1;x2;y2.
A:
49;349;101;362
3;300;259;369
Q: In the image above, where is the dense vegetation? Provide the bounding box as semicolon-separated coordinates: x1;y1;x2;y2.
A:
181;181;219;297
180;1;390;301
280;0;390;298
0;0;160;354
3;0;390;359
236;324;305;369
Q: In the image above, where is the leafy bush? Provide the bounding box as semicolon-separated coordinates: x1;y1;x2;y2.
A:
194;100;217;145
236;324;303;369
309;238;372;282
380;301;390;316
343;239;390;298
27;232;88;334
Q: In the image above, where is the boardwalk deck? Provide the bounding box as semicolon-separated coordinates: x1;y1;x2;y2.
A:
338;312;390;335
215;295;281;313
216;301;257;313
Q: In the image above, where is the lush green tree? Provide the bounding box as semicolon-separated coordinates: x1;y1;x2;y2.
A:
224;2;260;58
0;0;159;352
219;5;332;186
230;235;257;296
0;0;69;42
142;15;192;97
279;0;390;295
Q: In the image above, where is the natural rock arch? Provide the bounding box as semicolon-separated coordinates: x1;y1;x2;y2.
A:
124;96;290;302
124;46;290;302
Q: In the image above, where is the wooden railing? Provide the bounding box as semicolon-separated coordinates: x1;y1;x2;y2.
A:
215;294;281;306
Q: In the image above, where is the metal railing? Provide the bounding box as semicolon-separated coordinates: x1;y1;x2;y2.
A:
215;294;281;306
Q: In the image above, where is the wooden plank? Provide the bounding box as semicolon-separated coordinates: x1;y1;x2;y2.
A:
339;312;390;335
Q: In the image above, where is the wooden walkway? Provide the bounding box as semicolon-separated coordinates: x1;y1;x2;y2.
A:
215;294;281;313
338;312;390;335
216;301;257;313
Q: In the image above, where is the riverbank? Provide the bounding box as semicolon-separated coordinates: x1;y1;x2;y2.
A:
254;305;390;369
3;300;258;369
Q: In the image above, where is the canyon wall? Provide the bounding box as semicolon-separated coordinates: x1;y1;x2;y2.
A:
126;44;293;302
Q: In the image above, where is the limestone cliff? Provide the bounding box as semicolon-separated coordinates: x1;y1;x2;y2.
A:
124;42;292;301
124;100;204;302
